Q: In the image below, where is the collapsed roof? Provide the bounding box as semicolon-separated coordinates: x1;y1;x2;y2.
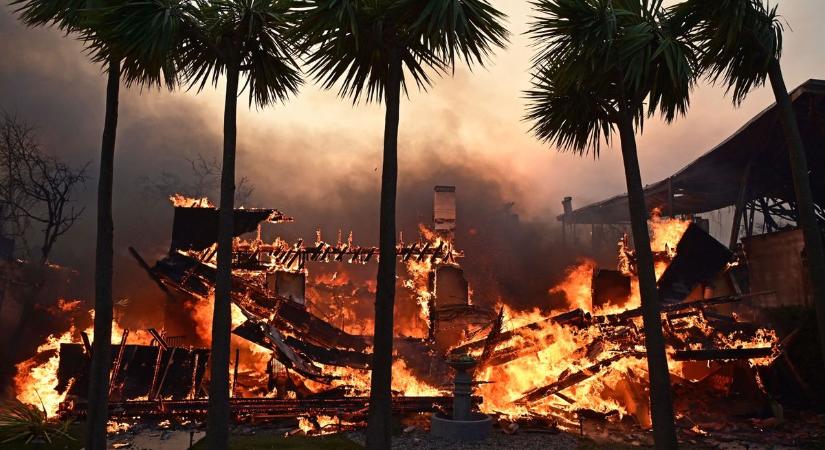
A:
559;79;825;225
170;206;292;252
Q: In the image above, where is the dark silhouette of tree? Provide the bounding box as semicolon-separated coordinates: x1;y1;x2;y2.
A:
293;1;507;447
525;1;698;448
177;0;302;447
672;0;825;375
0;114;88;261
139;153;256;205
0;112;88;399
10;0;188;446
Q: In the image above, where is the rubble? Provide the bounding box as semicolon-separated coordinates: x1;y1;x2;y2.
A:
14;192;804;445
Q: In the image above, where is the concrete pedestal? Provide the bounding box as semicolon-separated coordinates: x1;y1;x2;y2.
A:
430;412;493;442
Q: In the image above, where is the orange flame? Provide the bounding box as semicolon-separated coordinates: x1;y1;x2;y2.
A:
169;194;214;208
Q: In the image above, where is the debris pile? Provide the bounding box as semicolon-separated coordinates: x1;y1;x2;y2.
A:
12;196;790;438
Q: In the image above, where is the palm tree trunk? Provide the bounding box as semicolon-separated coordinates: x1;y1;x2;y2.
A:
767;61;825;367
206;62;239;450
86;55;120;450
365;49;402;450
616;111;678;449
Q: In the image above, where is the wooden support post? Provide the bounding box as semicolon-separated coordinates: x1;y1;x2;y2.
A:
80;332;93;359
232;348;240;398
109;329;130;397
149;347;164;399
729;160;753;249
189;353;200;399
154;347;177;400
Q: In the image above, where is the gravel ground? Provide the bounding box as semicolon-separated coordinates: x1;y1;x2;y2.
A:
347;430;579;450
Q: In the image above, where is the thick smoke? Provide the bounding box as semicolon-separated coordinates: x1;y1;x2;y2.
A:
1;4;599;393
3;0;823;398
0;4;587;314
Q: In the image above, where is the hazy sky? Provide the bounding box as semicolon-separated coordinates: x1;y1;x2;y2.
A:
1;0;824;274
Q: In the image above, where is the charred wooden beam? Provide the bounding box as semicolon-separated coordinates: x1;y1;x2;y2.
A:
672;347;773;361
451;308;589;356
517;352;644;404
109;330;129;396
146;250;370;353
594;291;771;325
153;347;177;400
58;343;209;401
147;328;169;350
80;332;92;358
129;247;173;296
232;348;240;398
61;396;463;419
478;308;504;365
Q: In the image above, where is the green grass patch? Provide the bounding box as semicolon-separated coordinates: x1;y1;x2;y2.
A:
191;433;363;450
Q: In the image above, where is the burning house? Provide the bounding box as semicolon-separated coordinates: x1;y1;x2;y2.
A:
10;170;806;444
8;82;825;443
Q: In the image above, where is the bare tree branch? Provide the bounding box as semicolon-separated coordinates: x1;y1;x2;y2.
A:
0;111;88;262
139;152;255;206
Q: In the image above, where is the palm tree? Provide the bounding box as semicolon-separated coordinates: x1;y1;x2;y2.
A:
10;1;185;448
671;0;825;372
177;1;301;448
526;1;697;448
293;1;507;447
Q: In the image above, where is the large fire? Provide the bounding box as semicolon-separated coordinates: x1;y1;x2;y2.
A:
467;214;776;427
11;206;777;434
13;303;151;417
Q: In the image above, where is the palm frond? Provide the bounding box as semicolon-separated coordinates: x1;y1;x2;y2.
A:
181;0;302;107
528;0;621;69
669;0;782;105
526;0;697;156
92;0;195;89
403;0;509;70
525;62;616;157
294;0;430;103
293;0;506;104
0;400;74;445
12;0;194;89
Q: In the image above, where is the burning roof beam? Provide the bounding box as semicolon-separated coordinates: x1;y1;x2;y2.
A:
517;352;645;404
450;308;589;356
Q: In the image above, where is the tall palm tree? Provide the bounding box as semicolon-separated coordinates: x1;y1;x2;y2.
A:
671;0;825;371
178;1;301;448
10;1;184;448
293;1;507;447
526;1;697;448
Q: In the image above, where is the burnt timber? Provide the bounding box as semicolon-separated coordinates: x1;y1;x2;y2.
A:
60;396;466;420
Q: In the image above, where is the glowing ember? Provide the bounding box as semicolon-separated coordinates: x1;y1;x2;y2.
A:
297;415;341;434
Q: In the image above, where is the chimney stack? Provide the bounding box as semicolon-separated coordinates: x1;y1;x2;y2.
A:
434;185;456;240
